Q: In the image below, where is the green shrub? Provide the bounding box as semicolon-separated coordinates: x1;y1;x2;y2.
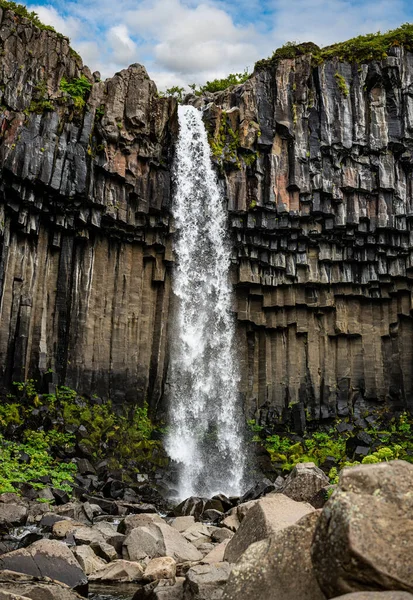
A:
255;23;413;71
60;75;92;109
0;430;76;495
0;1;62;35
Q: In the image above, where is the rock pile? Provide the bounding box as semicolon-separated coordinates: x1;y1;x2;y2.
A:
0;461;412;600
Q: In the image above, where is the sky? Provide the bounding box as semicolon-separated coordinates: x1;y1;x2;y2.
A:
26;0;413;90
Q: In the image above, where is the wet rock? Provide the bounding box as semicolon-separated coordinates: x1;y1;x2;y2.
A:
222;512;324;600
133;578;185;600
224;494;314;563
312;461;413;598
240;479;276;503
280;463;330;502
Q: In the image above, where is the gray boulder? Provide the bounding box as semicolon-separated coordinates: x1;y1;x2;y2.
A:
222;512;325;600
123;522;202;563
184;563;232;600
334;595;413;600
224;494;314;563
280;462;330;502
312;460;413;598
0;569;82;599
0;539;88;595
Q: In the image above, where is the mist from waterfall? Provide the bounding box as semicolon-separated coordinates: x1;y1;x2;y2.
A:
166;104;246;499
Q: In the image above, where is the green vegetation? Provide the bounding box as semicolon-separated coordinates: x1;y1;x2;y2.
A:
334;72;349;97
0;431;76;495
248;411;413;482
59;75;92;110
0;379;166;496
0;1;62;35
190;69;250;94
255;23;413;71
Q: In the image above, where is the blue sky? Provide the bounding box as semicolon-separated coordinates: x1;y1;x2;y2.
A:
25;0;413;90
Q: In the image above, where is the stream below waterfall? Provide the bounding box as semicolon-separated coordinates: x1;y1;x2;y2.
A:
166;105;247;499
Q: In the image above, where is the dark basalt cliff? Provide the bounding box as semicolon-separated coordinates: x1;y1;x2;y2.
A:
1;6;413;429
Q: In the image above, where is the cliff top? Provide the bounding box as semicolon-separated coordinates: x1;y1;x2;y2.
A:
255;22;413;71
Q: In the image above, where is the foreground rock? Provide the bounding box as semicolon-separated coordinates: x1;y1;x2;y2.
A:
312;461;413;598
123;522;202;563
0;540;88;596
224;494;314;563
0;569;82;599
184;563;232;600
334;595;413;600
89;560;144;583
280;463;330;503
223;512;325;600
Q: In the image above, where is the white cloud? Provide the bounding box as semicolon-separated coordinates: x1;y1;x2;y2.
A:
27;0;412;90
106;25;138;63
31;5;81;40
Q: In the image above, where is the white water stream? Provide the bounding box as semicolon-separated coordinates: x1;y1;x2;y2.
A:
166;105;246;499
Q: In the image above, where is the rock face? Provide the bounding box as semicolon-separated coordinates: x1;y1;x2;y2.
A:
311;460;413;598
224;494;314;563
1;7;413;423
222;512;325;600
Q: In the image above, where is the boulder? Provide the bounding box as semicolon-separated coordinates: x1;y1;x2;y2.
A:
201;541;230;564
280;463;330;502
52;519;83;538
0;504;28;529
72;545;107;575
240;479;276;503
220;514;239;533
144;557;177;582
174;498;206;520
123;523;202;563
222;512;325;600
171;517;196;533
0;569;83;599
89;559;144;583
312;460;413;598
208;527;233;543
0;539;88;596
184;563;232;600
183;562;231;600
334;595;413;600
224;494;314;563
119;513;164;535
182;524;211;547
133;578;185;600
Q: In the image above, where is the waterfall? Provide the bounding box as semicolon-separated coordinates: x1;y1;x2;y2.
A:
166;104;246;499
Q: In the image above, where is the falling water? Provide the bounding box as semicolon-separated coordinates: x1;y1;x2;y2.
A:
166;105;246;499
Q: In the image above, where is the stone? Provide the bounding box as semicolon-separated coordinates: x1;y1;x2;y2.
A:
240;479;276;503
0;539;88;595
90;540;118;562
208;527;234;543
311;461;413;598
280;463;330;502
222;512;325;600
119;513;165;535
72;545;107;575
224;494;314;563
174;498;206;520
144;557;177;582
132;578;185;600
182;524;211;546
220;514;239;533
183;563;232;600
0;505;28;529
0;569;81;600
201;541;230;564
171;517;196;533
123;526;161;561
89;559;144;582
123;523;203;563
334;595;413;600
52;520;84;538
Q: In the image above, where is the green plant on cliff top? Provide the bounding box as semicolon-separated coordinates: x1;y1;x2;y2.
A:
60;75;92;109
334;72;349;97
0;1;62;35
255;23;413;71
